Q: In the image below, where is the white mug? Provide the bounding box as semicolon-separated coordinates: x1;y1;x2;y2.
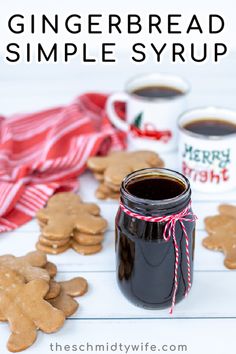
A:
178;107;236;193
106;73;189;152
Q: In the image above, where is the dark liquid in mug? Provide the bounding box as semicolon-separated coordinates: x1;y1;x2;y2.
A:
116;175;195;309
132;85;184;99
184;119;236;136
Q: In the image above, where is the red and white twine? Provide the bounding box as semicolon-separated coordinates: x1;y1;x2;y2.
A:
119;201;197;314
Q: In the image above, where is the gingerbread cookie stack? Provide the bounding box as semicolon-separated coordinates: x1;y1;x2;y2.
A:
0;251;88;352
87;150;164;199
36;192;107;255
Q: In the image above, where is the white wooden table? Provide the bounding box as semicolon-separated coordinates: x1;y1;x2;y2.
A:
0;55;236;354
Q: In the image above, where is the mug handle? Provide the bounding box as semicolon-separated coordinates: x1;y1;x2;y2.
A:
106;92;130;132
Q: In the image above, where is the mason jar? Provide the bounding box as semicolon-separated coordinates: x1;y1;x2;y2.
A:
115;168;196;310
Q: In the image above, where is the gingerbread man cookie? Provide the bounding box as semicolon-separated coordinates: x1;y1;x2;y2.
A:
0;251;49;282
0;251;89;351
49;277;88;317
203;204;236;269
87;150;164;199
36;192;107;255
0;266;65;352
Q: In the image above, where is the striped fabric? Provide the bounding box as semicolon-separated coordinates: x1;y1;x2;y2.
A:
0;93;126;232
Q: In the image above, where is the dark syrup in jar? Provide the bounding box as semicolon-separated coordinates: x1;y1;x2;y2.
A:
127;177;185;200
116;173;195;309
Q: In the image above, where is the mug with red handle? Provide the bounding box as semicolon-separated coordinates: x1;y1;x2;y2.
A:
106;73;190;152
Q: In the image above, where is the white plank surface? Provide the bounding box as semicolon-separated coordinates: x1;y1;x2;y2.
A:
0;54;236;354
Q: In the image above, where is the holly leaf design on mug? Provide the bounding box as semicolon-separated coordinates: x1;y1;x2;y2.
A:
133;112;143;128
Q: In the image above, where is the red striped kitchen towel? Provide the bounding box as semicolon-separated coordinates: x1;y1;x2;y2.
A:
0;93;126;232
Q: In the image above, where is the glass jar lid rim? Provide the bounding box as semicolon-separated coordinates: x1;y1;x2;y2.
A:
121;167;191;207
